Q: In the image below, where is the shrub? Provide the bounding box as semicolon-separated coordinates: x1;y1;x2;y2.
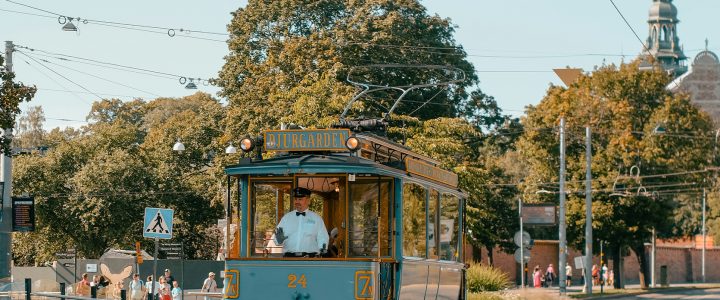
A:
466;263;512;293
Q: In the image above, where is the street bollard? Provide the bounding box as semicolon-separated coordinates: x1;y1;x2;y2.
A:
24;278;31;300
60;282;66;295
121;289;127;300
91;285;97;298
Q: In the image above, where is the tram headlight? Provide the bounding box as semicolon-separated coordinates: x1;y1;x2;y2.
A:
240;137;255;152
345;136;360;151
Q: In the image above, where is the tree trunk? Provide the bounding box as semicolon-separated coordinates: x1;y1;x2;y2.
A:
485;245;495;266
632;244;649;289
612;244;623;289
472;244;482;263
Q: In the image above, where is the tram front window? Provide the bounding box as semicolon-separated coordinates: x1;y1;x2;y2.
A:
249;177;346;258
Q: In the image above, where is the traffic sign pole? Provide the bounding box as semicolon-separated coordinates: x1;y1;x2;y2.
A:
519;198;524;289
152;238;158;300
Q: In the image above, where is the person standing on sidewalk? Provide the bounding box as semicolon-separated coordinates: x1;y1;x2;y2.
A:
129;273;145;300
565;262;572;287
533;266;542;288
201;272;219;300
171;281;182;300
545;263;555;287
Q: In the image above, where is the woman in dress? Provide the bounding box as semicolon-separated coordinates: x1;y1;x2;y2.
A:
533;265;542;288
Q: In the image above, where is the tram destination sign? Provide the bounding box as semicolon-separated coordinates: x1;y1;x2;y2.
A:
405;158;458;187
264;129;351;152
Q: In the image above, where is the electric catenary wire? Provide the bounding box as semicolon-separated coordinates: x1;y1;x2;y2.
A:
19;52;103;101
17;55;94;105
16;45;213;87
4;0;228;42
22;52;163;97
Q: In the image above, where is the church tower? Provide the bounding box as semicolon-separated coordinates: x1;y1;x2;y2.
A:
640;0;687;77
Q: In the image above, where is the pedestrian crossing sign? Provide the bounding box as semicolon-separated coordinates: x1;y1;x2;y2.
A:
143;207;174;239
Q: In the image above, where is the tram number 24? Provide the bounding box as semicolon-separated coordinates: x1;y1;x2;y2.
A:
287;274;307;288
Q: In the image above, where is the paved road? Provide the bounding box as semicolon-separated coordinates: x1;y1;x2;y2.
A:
611;287;720;299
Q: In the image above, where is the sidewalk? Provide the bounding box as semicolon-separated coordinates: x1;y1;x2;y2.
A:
508;283;720;299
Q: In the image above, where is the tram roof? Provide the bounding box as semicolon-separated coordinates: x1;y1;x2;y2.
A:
224;153;464;195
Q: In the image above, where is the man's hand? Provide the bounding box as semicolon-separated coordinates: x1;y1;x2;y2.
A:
275;227;287;244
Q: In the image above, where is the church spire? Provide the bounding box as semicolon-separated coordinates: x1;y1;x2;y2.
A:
641;0;687;77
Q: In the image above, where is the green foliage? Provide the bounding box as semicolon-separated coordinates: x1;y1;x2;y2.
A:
518;61;714;282
219;0;479;135
11;93;226;264
466;263;511;293
0;53;36;154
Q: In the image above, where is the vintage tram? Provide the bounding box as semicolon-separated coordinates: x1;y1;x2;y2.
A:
221;121;466;300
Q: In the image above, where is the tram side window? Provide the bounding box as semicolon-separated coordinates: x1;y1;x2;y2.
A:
428;189;440;258
348;178;392;257
440;193;460;262
402;183;426;258
250;180;291;257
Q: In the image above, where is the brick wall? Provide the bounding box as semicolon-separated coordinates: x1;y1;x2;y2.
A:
470;240;720;285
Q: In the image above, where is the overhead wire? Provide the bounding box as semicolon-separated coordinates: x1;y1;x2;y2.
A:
4;0;228;40
17;56;92;105
18;51;103;101
23;51;178;80
23;52;163;97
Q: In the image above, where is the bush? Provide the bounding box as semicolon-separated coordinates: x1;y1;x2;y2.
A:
466;263;512;293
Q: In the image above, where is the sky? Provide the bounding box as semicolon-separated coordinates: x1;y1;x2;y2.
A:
1;0;718;130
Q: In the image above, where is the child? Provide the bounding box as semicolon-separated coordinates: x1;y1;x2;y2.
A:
171;281;182;300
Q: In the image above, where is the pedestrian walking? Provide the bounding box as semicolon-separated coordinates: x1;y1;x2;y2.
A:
145;275;159;300
164;269;175;288
75;273;91;296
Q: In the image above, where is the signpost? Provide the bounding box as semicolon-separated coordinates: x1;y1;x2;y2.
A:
144;208;174;300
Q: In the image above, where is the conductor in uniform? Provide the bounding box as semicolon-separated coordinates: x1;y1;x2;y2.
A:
275;187;329;257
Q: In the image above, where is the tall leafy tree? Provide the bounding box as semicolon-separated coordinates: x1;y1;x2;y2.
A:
518;61;714;287
1;54;36;154
12;93;226;262
218;0;478;135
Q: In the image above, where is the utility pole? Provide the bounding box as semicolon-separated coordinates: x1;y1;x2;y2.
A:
558;118;567;294
519;198;524;289
0;41;14;282
584;126;593;295
702;187;706;283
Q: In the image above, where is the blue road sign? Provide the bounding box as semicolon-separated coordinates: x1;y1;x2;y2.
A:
143;207;174;239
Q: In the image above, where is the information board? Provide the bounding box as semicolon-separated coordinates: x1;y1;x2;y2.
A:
12;196;35;232
521;203;557;226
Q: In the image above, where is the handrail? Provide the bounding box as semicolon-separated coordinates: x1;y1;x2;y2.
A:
31;292;96;300
186;291;223;298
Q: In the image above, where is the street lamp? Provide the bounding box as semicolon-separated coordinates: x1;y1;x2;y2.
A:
225;143;237;154
172;139;185;152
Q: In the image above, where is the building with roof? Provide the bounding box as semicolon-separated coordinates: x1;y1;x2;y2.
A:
639;0;720;126
639;0;688;77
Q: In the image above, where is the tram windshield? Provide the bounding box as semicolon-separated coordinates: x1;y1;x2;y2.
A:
248;175;393;259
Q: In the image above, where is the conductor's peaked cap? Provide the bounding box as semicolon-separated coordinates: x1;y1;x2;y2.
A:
292;187;311;197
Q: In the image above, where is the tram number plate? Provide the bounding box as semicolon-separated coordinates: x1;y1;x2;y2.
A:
354;271;374;299
287;274;307;288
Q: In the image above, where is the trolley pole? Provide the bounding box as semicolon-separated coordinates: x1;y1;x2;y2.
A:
702;187;706;283
558;118;567;294
152;238;158;300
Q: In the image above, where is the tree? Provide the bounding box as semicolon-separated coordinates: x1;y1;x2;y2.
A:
1;54;36;154
218;0;479;135
11;93;226;262
518;61;714;288
14;106;46;150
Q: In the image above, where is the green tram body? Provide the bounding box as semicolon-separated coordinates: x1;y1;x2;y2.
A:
222;129;467;300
